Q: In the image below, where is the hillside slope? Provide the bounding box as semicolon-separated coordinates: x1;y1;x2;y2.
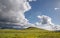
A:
0;27;60;38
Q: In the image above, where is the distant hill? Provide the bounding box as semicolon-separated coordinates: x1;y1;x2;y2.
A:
25;27;51;32
25;27;60;32
0;27;60;38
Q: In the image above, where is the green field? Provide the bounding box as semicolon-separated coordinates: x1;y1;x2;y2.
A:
0;27;60;38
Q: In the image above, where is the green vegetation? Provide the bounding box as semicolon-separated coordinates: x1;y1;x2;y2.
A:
0;27;60;38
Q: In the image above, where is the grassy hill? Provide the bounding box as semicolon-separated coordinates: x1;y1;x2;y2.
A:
0;27;60;38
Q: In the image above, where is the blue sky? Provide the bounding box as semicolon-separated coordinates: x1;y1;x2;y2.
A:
0;0;60;31
25;0;60;25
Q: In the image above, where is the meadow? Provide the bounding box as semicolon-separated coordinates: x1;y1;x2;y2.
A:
0;27;60;38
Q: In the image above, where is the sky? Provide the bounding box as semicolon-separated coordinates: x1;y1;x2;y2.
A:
25;0;60;25
0;0;60;31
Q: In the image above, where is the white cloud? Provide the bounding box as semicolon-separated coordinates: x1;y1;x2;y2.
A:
54;8;60;10
0;0;31;26
35;15;60;31
37;15;53;25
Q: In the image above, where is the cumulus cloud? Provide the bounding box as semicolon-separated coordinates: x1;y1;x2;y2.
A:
37;15;54;25
35;15;60;31
0;0;31;26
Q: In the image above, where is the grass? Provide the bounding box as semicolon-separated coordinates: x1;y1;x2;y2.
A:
0;27;60;38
